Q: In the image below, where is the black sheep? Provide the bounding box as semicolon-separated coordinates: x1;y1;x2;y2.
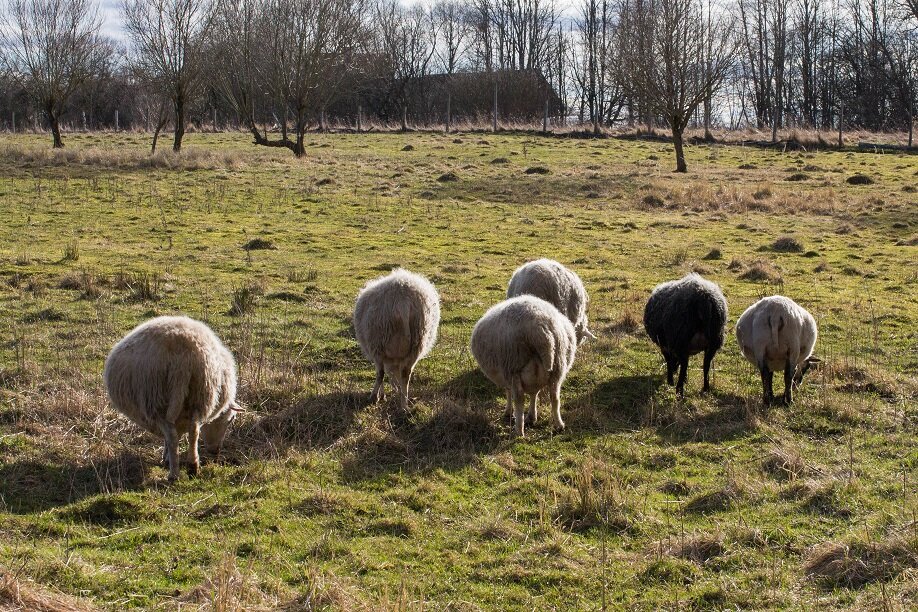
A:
643;274;728;395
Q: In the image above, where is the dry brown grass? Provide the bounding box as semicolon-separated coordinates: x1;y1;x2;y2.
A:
761;445;807;481
738;259;783;284
0;142;246;171
659;533;726;563
177;552;281;611
805;532;918;589
0;570;96;612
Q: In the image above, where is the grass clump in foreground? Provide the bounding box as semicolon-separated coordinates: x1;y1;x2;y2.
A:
0;131;916;609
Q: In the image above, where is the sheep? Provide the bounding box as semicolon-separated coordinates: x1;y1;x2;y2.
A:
736;295;820;405
353;268;440;409
470;295;578;437
103;316;239;481
507;258;597;344
643;273;728;395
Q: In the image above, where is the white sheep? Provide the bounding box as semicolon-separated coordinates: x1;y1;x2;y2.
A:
507;258;596;344
103;316;239;481
736;295;820;405
470;295;577;437
353;268;440;409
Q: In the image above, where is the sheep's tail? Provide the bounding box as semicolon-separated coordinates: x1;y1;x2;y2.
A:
768;314;784;349
537;327;557;373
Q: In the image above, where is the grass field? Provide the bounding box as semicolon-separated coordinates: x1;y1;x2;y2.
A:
0;131;916;610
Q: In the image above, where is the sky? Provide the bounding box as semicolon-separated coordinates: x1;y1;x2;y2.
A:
100;0;123;40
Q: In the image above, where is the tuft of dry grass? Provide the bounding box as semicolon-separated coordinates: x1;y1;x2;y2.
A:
608;310;642;336
659;533;726;564
805;533;918;589
241;238;276;251
738;259;783;284
684;484;741;514
178;552;280;611
761;445;806;481
0;569;96;611
229;282;264;317
771;235;804;253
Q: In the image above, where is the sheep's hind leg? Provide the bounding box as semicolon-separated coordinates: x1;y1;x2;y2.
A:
665;353;677;386
701;349;716;393
675;356;689;397
370;363;385;403
398;363;414;410
782;360;795;405
527;390;539;425
759;363;774;405
511;385;525;438
159;422;181;482
186;423;201;476
549;382;565;432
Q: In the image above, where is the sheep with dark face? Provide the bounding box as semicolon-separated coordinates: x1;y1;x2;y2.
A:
471;295;577;437
353;268;440;409
736;295;820;405
103;316;239;481
643;273;728;395
507;258;596;344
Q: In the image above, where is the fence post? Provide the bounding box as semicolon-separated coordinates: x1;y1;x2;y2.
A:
115;109;119;132
445;91;451;133
543;98;549;134
11;111;14;133
838;102;843;148
492;81;498;133
357;105;362;132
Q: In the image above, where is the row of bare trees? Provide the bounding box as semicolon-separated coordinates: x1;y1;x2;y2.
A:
1;0;917;168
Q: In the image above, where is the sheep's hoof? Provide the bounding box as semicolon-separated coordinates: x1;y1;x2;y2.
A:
187;462;199;477
701;385;711;394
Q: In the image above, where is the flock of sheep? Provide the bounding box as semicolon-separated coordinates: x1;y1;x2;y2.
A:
103;259;819;481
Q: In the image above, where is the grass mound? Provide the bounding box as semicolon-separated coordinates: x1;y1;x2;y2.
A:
805;533;918;588
771;235;805;252
846;174;874;185
242;237;276;251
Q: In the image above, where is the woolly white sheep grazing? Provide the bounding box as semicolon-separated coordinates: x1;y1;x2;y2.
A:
470;295;577;437
353;268;440;409
507;258;596;344
736;295;820;405
103;316;239;481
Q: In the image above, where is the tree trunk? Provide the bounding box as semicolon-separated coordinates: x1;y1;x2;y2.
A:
173;95;185;152
445;91;451;133
672;123;687;173
49;111;63;148
543;98;549;134
151;117;168;154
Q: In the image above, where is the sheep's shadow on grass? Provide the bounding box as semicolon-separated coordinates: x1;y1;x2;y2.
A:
340;370;501;481
655;391;756;444
566;374;665;433
229;390;366;458
0;451;148;514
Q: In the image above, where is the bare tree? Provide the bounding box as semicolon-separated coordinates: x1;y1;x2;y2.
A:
374;0;437;130
433;0;469;130
214;0;365;155
0;0;105;147
622;0;734;171
121;0;214;152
